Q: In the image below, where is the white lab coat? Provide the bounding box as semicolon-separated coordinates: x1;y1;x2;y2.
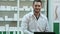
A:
21;12;50;34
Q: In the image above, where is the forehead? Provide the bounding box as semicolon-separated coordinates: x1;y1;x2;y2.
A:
33;2;42;5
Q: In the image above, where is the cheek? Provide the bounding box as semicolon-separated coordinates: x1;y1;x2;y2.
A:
39;7;42;10
39;6;42;8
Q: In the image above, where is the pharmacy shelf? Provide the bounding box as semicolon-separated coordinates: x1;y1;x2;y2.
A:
0;0;20;34
0;19;17;21
0;0;17;2
0;20;4;21
0;26;5;31
0;26;22;32
0;20;17;21
0;27;22;31
0;26;23;34
0;10;17;12
0;17;17;21
0;9;17;11
20;0;34;1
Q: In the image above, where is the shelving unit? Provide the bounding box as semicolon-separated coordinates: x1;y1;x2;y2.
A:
0;0;20;34
0;2;17;27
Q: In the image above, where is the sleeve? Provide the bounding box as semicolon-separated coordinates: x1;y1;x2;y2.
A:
45;19;50;32
21;15;33;34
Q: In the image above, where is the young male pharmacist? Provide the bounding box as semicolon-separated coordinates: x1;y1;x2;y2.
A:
21;0;50;34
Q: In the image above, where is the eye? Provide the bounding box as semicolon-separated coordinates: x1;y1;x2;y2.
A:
35;5;37;7
35;5;41;7
38;5;40;7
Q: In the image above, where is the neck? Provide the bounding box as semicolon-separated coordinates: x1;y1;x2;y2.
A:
34;12;40;17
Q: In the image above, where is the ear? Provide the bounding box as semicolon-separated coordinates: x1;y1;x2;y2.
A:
32;4;34;8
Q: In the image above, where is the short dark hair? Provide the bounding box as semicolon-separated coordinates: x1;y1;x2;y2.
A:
33;0;42;4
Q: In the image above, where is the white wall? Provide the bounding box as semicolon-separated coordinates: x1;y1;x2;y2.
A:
48;0;60;32
48;0;54;32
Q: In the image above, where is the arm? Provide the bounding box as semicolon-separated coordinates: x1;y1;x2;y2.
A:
21;15;33;34
45;19;50;32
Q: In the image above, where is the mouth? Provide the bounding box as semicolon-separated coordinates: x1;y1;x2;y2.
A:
35;9;40;11
34;10;40;13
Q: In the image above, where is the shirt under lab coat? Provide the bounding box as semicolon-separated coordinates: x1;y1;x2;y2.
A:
21;12;50;34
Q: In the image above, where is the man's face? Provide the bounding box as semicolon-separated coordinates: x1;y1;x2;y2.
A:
33;2;42;13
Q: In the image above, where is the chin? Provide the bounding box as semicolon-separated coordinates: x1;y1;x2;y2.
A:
35;11;40;13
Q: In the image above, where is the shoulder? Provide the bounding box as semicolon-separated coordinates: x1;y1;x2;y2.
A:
41;14;48;21
41;14;49;26
22;12;33;19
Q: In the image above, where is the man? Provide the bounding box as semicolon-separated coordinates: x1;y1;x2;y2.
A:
21;0;50;34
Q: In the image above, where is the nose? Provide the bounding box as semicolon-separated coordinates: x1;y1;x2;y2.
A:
36;6;39;8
